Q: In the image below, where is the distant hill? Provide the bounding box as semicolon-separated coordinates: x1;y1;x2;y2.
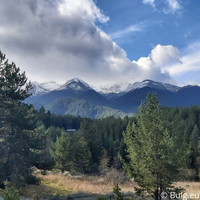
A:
44;97;131;119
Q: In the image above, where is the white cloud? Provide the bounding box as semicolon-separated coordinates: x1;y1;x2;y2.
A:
150;44;182;67
110;25;142;40
0;0;173;86
164;0;182;13
185;80;200;86
162;42;200;77
58;0;109;23
143;0;155;8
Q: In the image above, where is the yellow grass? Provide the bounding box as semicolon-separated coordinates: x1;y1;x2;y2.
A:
38;174;136;195
20;174;200;200
174;182;200;199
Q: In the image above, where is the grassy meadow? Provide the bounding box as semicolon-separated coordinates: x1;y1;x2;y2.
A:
17;172;200;200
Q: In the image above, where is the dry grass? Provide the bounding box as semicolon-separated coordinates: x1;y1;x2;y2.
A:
174;182;200;198
38;174;136;195
20;173;200;200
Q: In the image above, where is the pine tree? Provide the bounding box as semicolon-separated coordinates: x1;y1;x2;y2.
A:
80;118;102;164
191;124;200;158
0;51;35;186
50;130;71;172
71;135;92;173
113;183;123;200
123;93;190;200
98;148;109;174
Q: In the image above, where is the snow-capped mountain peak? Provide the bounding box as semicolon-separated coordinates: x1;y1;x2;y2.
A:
30;81;61;97
95;79;180;99
56;78;92;91
30;82;50;97
138;79;180;92
30;78;180;99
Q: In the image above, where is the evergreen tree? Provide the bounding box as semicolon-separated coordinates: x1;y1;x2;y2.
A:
98;148;109;174
123;93;190;200
50;130;71;172
113;183;123;200
71;134;92;173
80;118;102;164
0;51;35;186
191;124;200;158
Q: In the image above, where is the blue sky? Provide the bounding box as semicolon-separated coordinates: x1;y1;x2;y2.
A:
0;0;199;86
96;0;200;60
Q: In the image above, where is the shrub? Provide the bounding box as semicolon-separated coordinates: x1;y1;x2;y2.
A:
3;186;20;200
105;168;127;184
96;196;108;200
113;183;123;200
25;175;41;185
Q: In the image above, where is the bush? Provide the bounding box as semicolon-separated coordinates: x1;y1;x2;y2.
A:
113;183;123;200
25;175;41;185
96;196;108;200
105;168;127;184
185;168;198;181
3;187;20;200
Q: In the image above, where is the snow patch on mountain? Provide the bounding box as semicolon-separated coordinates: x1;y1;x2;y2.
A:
30;82;50;97
30;81;60;97
94;83;130;94
41;81;61;91
95;80;180;99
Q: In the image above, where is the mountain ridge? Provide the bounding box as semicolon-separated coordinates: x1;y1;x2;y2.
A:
26;78;200;118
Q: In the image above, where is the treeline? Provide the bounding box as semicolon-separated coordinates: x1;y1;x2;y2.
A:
32;105;200;178
31;107;133;173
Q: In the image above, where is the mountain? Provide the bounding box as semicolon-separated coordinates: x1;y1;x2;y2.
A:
174;85;200;106
45;97;131;119
30;82;50;97
30;81;60;97
56;78;92;92
26;78;107;107
26;78;200;118
95;79;180;99
109;86;179;113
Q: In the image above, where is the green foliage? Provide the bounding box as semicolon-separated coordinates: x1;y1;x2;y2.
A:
113;183;123;200
198;170;200;180
25;175;41;185
98;148;109;174
71;134;92;172
50;130;71;172
2;187;20;200
123;93;190;200
80;118;102;164
0;51;36;186
45;97;131;119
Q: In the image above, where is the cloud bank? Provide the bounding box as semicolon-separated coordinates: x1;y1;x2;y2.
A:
163;42;200;77
0;0;190;86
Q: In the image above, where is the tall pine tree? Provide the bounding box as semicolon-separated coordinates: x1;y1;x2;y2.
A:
0;51;35;186
123;93;190;200
50;130;71;172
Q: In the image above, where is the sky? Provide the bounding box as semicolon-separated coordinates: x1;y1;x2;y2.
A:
0;0;200;87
